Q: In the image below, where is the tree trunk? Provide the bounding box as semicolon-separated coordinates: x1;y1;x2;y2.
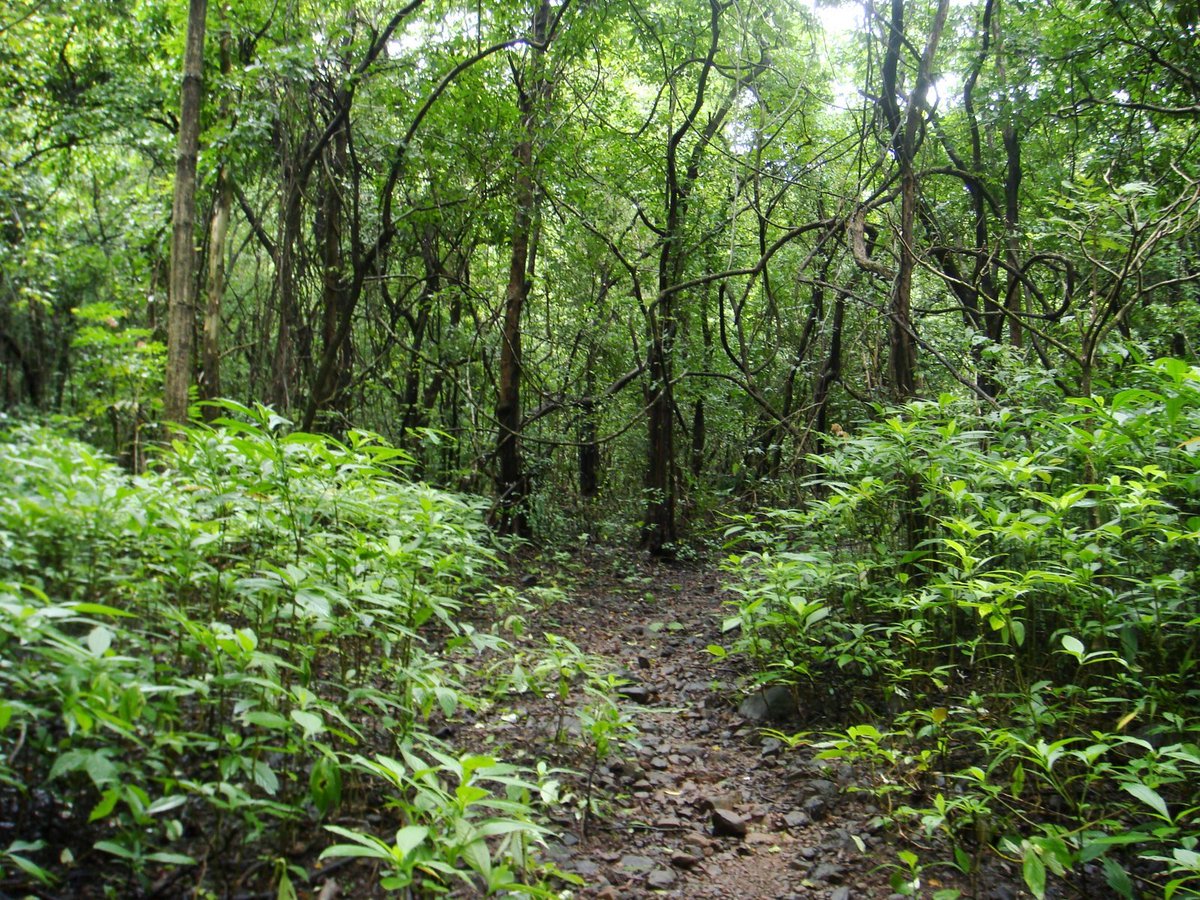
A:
881;0;948;575
199;21;232;422
1003;125;1023;348
690;397;705;478
314;118;352;433
271;183;302;411
399;230;441;441
493;0;551;537
163;0;208;431
642;0;724;557
882;0;949;402
891;169;919;398
814;290;845;442
579;396;599;498
200;165;230;420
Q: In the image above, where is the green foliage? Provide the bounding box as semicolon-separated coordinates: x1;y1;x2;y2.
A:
724;358;1200;897
321;745;567;895
0;404;562;892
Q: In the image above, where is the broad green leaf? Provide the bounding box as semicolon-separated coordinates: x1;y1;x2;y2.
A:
434;686;458;717
1023;849;1047;899
320;826;393;861
277;869;299;900
69;603;135;618
147;794;188;816
1172;848;1200;867
1101;857;1134;899
290;709;324;738
87;625;113;657
5;849;54;885
244;711;289;731
456;783;490;806
1121;782;1170;820
88;788;120;822
85;752;118;788
461;838;491;877
94;840;136;860
393;825;428;857
145;851;197;865
251;759;279;795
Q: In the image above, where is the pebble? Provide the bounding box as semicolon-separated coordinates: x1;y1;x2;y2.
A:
783;810;810;829
647;867;677;888
670;851;702;869
807;778;838;798
618;684;653;702
618;854;655;873
737;684;797;722
810;862;845;884
711;807;748;838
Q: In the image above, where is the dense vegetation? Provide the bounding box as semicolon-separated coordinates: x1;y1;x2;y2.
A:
0;405;578;895
1;0;1198;895
723;357;1200;897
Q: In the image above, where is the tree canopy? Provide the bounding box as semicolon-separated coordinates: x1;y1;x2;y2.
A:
1;0;1193;542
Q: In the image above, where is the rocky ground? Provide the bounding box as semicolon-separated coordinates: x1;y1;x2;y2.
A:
451;547;1017;900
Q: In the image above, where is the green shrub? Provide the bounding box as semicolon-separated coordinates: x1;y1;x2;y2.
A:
0;402;561;894
723;358;1200;898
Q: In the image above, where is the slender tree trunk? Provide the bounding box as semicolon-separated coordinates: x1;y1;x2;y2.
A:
814;290;845;441
690;398;705;478
400;230;441;440
1003;124;1023;348
891;169;919;398
314;118;351;433
643;314;677;552
880;0;948;576
991;0;1024;349
642;0;724;556
200;20;232;421
163;0;208;431
200;165;230;419
494;0;551;536
579;361;599;498
272;183;302;411
883;0;949;401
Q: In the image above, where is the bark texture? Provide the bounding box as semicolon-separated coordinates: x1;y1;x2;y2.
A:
163;0;208;430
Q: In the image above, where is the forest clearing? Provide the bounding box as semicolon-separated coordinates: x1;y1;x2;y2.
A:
2;0;1199;896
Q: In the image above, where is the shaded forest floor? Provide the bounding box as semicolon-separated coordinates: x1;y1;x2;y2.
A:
435;546;1021;900
4;545;1045;899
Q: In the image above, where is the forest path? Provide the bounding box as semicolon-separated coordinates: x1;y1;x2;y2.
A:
476;547;909;899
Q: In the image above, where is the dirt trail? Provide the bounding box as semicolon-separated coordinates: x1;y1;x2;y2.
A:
480;549;913;899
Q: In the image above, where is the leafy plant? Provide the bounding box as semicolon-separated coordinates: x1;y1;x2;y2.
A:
0;410;542;893
320;744;570;896
725;359;1200;897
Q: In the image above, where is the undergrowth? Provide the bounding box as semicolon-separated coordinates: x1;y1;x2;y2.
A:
722;357;1200;899
0;400;567;897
